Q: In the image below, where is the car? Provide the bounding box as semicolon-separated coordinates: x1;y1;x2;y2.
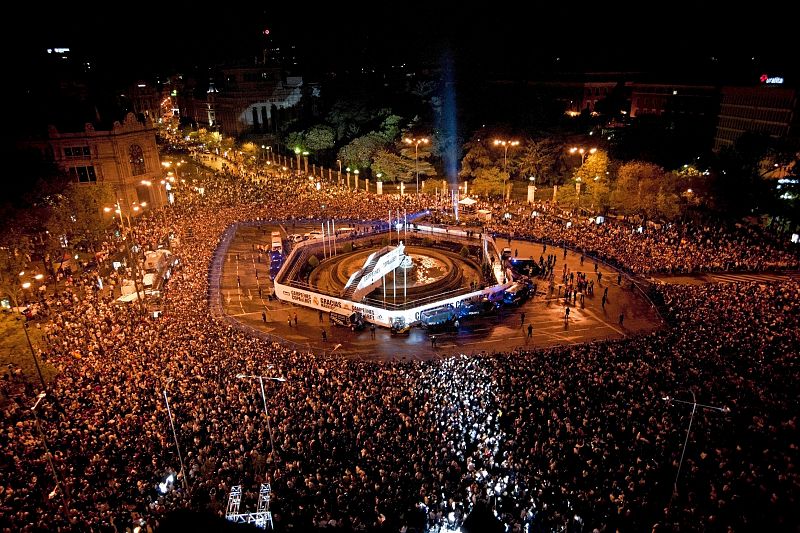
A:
305;230;324;240
288;234;306;243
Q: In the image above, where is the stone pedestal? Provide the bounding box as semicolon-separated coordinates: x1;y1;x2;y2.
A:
527;184;536;204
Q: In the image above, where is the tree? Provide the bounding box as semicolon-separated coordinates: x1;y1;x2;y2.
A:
459;136;494;179
46;183;115;253
470;167;507;198
517;138;560;185
285;131;305;152
372;150;414;182
378;115;404;142
573;150;609;183
337;133;387;169
0;230;33;308
305;125;336;152
423;179;450;195
326;99;380;142
611;161;666;218
556;183;578;208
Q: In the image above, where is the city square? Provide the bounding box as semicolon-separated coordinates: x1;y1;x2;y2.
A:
1;5;799;533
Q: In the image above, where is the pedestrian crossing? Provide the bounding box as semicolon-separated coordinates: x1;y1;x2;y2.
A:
705;271;800;284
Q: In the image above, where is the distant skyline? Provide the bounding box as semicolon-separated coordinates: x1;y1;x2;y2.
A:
9;1;797;85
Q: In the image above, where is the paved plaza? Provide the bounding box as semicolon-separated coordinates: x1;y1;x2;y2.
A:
220;224;663;360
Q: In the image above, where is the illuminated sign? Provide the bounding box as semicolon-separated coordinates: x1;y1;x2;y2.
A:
760;74;784;85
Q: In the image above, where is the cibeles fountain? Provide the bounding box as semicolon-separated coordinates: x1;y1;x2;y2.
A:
275;226;510;328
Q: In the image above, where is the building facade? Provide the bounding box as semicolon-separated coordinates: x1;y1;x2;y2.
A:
714;85;798;151
44;113;164;210
180;65;303;138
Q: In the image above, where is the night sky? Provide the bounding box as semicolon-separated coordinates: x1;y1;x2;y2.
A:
8;0;796;85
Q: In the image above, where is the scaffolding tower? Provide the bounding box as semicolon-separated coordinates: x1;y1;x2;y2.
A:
225;483;273;529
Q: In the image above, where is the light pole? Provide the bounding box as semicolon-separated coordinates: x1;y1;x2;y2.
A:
162;381;190;492
31;392;70;512
569;146;597;166
294;147;302;172
19;314;47;391
345;167;351;189
493;139;520;200
104;201;145;312
662;392;729;502
141;180;165;208
403;137;429;196
236;373;287;458
337;159;342;186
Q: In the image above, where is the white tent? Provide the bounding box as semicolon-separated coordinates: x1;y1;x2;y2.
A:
458;197;478;206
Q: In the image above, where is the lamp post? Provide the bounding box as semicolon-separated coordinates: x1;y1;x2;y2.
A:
403;137;429;196
141;180;165;208
31;392;70;512
663;392;729;503
345;167;351;189
337;159;342;186
493;139;520;200
236;373;287;458
569;146;597;166
19;314;48;391
162;381;190;492
103;201;145;312
353;169;359;190
294;147;302;172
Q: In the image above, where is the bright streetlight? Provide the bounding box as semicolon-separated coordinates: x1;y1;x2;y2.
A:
236;373;287;458
404;137;429;195
493;139;520;172
569;146;597;165
294;147;302;171
662;392;729;504
493;139;520;200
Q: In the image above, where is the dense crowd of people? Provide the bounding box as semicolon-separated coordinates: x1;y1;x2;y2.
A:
0;156;798;532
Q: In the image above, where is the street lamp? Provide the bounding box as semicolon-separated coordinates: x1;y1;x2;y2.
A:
353;169;359;190
493;139;520;200
294;147;302;171
103;202;145;311
662;392;729;503
403;137;429;195
162;381;190;492
345;167;351;189
31;392;70;512
236;373;287;458
142;180;166;208
569;146;597;165
302;151;310;175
